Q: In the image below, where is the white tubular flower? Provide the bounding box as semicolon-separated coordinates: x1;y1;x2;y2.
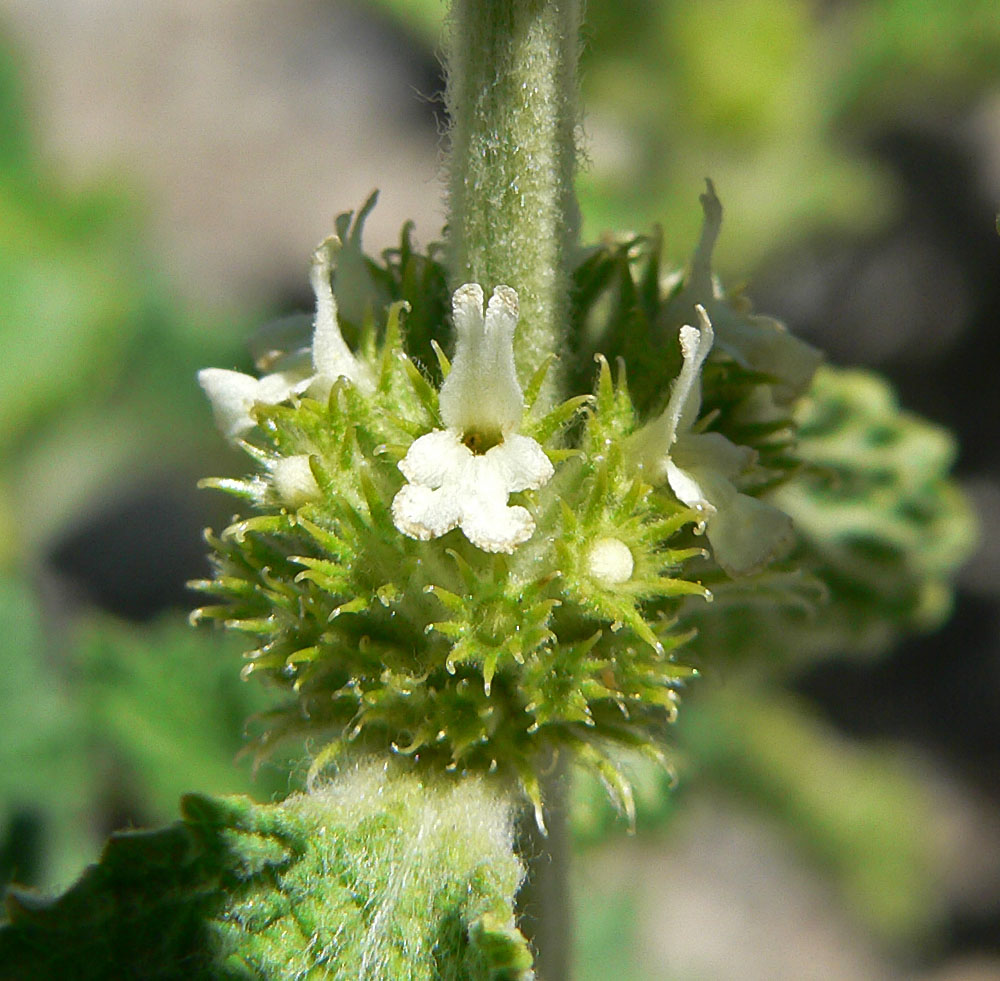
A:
306;236;374;400
198;237;372;441
632;306;794;577
670;179;821;404
197;364;310;441
391;284;554;553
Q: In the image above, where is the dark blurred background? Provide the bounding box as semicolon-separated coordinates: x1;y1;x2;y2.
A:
1;1;999;978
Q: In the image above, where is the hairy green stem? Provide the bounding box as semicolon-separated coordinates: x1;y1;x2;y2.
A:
515;759;572;981
444;0;582;406
444;2;582;972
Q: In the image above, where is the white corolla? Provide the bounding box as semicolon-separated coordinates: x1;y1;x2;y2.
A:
391;284;553;553
631;306;794;577
198;237;372;441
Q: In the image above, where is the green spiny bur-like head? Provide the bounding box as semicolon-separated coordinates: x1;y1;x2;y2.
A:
676;364;976;669
192;191;832;819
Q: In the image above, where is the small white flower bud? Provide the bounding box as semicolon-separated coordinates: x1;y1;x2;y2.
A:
586;538;634;586
271;455;321;508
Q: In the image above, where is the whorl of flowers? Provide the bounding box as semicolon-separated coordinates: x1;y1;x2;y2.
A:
192;191;822;820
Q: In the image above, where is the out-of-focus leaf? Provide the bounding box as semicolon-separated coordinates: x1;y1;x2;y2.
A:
0;164;145;457
72;617;288;820
1;608;289;895
0;574;92;891
573;877;644;981
0;34;255;563
685;366;976;666
838;0;1000;120
0;32;32;180
681;684;940;943
365;0;443;45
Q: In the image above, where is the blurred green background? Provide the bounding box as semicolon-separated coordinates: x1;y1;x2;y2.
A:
1;1;999;978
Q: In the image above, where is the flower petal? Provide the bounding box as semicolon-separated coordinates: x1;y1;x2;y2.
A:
481;285;524;428
486;434;554;493
631;305;714;476
398;430;471;488
458;450;540;552
673;180;820;402
673;308;715;434
197;368;262;440
668;453;794;577
391;483;463;540
687;177;723;301
256;367;311;404
439;284;524;434
674;431;754;483
709;309;821;404
665;459;722;517
459;499;535;554
704;491;795;578
309;237;372;394
391;427;549;552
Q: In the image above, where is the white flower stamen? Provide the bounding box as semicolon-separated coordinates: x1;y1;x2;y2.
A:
391;285;554;553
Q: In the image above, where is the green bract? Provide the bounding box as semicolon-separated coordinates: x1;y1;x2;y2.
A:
191;193;891;821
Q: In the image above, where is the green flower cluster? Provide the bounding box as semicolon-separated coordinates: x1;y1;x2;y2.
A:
191;189;860;819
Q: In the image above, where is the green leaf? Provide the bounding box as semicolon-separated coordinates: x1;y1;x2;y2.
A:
0;763;533;981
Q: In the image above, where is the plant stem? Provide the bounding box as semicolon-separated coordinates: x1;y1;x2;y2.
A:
444;0;581;407
444;3;582;974
515;758;572;981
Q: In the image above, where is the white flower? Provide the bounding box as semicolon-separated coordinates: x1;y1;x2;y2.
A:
198;237;372;440
631;306;794;577
667;179;821;404
391;284;553;553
